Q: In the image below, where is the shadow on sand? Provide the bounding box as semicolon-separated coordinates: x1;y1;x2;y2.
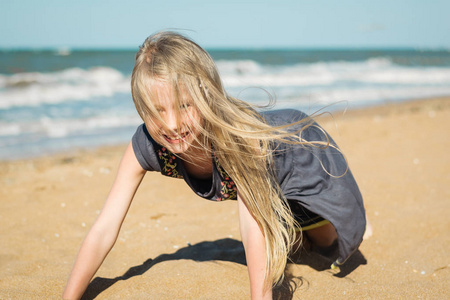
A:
81;238;366;300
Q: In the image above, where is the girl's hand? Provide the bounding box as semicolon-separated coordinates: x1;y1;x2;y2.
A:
237;193;272;300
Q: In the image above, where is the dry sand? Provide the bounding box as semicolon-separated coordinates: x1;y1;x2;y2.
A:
0;98;449;299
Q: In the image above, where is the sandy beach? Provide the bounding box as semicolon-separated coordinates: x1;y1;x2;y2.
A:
0;97;449;299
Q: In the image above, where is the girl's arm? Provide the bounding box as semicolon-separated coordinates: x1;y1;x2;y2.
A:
237;193;272;300
63;142;146;300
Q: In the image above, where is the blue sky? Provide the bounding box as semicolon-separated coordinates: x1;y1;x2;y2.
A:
1;0;449;49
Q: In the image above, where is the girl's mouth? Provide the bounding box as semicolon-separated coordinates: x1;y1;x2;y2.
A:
163;132;189;144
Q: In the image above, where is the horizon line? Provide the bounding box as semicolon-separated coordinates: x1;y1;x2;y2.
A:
1;45;449;52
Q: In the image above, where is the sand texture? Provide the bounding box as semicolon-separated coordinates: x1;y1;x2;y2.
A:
0;98;449;299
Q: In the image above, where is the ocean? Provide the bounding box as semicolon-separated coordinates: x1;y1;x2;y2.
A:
1;48;450;160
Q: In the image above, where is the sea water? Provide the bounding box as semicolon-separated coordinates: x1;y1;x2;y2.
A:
1;48;450;160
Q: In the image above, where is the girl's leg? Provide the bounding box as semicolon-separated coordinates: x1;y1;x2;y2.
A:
291;222;337;256
363;215;372;240
303;215;372;248
304;223;337;248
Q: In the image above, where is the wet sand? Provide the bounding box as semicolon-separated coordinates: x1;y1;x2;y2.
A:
0;97;449;299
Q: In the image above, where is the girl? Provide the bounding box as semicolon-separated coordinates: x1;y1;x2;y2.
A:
63;31;366;299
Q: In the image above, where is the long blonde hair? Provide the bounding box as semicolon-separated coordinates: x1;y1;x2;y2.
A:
131;31;319;289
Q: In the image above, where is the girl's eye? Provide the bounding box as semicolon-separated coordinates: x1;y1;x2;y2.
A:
180;103;191;109
153;105;165;113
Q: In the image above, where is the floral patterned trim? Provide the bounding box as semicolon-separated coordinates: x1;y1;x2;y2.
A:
157;147;184;179
214;155;237;201
154;145;237;200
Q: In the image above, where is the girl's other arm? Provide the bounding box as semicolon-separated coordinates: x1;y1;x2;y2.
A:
237;193;272;300
63;142;146;300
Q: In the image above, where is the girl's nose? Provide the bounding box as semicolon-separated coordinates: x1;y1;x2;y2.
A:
164;110;179;131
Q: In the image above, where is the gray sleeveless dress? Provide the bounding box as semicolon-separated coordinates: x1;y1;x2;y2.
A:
132;109;366;267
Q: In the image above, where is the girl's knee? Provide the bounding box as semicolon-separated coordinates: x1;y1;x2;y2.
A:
305;223;337;248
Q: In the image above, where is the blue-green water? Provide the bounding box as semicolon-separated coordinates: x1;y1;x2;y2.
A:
1;48;450;160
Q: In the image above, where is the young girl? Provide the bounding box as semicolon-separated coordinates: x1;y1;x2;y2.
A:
63;31;366;299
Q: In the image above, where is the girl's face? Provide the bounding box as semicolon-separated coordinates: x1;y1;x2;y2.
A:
145;81;203;157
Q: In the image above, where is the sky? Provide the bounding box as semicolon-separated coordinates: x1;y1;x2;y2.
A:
1;0;449;49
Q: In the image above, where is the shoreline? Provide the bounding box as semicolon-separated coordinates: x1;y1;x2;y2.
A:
1;96;449;299
1;95;448;164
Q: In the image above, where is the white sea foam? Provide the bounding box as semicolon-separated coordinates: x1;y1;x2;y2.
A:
286;86;450;104
0;67;130;109
0;114;141;144
2;56;450;159
0;123;21;136
217;58;450;88
2;59;450;110
55;47;71;56
360;67;450;84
